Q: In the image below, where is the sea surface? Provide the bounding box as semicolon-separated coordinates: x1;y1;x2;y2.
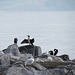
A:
0;11;75;59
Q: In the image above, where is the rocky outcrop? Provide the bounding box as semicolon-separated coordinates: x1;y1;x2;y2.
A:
32;62;46;70
3;44;20;56
0;54;10;66
1;45;75;75
19;45;42;57
3;45;42;57
3;65;75;75
0;53;75;75
58;54;70;61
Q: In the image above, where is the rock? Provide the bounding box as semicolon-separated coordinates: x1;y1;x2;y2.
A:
19;45;42;57
72;59;75;62
3;44;20;56
6;67;22;75
39;61;75;69
72;69;75;75
19;54;34;62
32;62;46;70
0;59;75;75
37;68;65;75
25;67;37;75
0;54;10;66
1;45;75;75
51;68;65;75
0;66;9;75
37;69;52;75
57;54;70;61
39;54;64;62
37;66;75;75
40;54;48;58
35;58;44;63
6;66;37;75
0;72;2;75
63;68;68;73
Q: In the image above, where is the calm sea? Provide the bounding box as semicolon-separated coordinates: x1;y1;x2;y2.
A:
0;11;75;59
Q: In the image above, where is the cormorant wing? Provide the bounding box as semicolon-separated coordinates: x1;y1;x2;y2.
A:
21;39;28;44
30;38;34;44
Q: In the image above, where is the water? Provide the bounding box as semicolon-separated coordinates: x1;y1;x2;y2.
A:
0;11;75;59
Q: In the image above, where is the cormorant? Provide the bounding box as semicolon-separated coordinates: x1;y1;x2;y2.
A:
54;49;58;56
14;38;18;44
21;35;34;45
48;50;53;55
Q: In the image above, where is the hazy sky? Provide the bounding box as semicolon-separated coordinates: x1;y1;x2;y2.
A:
0;0;75;11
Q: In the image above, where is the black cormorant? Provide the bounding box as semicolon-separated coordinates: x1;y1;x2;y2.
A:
54;49;58;56
21;35;34;45
48;50;53;55
14;38;18;44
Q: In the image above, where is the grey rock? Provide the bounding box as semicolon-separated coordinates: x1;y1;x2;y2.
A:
51;68;65;75
32;62;46;70
57;54;70;61
37;69;52;75
1;62;75;75
21;67;37;75
3;44;20;56
72;70;75;75
72;59;75;62
0;54;10;66
1;45;75;75
19;45;42;57
19;54;34;62
6;67;37;75
6;67;22;75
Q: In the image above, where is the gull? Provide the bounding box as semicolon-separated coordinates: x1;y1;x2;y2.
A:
24;57;34;66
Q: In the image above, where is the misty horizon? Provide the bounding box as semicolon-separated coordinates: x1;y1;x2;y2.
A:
0;0;75;11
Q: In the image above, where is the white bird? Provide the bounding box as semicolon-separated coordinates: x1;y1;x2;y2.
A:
24;57;34;66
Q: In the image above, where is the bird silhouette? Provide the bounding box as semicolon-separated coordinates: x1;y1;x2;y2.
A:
21;35;34;45
48;50;53;55
49;49;58;56
54;49;58;56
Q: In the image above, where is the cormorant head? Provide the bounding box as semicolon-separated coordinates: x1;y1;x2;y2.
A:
27;35;30;38
54;49;58;52
14;38;18;44
54;49;58;56
48;50;53;55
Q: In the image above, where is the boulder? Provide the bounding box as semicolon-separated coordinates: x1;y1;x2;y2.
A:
0;54;75;75
32;62;46;70
0;54;10;66
72;59;75;62
58;54;70;61
6;66;37;75
19;45;42;57
3;44;20;56
0;66;9;75
3;65;75;75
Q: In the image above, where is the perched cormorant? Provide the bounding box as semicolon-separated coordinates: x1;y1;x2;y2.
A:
21;35;34;45
14;38;18;44
48;50;53;55
48;49;58;56
54;49;58;56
